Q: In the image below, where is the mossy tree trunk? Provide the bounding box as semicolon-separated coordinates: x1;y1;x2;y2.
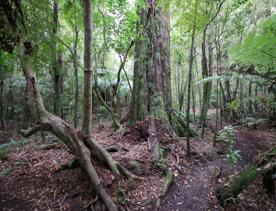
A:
129;0;171;125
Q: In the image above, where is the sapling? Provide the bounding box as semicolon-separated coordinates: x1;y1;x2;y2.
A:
217;126;240;165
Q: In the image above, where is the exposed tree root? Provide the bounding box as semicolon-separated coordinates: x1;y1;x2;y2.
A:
59;158;80;171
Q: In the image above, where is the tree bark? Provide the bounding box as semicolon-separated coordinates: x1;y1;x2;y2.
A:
186;1;198;156
73;27;79;128
200;32;213;138
52;1;63;117
129;0;171;124
82;0;93;135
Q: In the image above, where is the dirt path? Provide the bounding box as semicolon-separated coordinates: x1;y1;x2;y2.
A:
159;128;274;211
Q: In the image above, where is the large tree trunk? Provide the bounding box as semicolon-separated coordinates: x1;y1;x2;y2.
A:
129;1;171;125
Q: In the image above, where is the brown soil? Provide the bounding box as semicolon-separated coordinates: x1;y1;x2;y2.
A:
0;121;275;211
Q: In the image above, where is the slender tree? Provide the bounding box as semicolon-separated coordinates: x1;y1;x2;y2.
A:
52;1;63;117
200;1;224;138
82;0;93;135
0;65;4;129
186;0;198;156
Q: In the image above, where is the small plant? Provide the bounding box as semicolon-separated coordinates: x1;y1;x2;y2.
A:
154;146;168;173
0;149;8;160
217;126;240;165
116;185;128;205
245;117;268;129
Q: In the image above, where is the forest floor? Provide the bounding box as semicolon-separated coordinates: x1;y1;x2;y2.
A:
0;119;276;211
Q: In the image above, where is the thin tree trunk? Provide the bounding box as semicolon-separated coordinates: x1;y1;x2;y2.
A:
200;31;212;138
213;80;219;145
82;0;93;135
240;75;244;125
194;54;202;112
200;2;224;138
248;81;253;114
73;28;79;128
192;78;196;121
94;87;122;130
186;1;197;156
0;66;4;129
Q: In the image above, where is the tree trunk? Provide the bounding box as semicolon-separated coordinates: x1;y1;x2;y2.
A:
129;1;171;125
52;2;63;117
73;27;79;128
248;81;253;114
186;1;198;156
200;30;212;138
0;65;4;129
82;0;93;135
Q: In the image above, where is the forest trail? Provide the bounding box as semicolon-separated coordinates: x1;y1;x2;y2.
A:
160;128;273;211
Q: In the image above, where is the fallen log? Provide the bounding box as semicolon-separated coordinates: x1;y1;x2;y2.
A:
217;147;276;205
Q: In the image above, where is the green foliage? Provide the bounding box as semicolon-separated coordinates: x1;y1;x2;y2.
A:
0;149;8;160
230;14;276;73
116;185;128;205
245;117;268;128
217;126;240;165
229;99;239;112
